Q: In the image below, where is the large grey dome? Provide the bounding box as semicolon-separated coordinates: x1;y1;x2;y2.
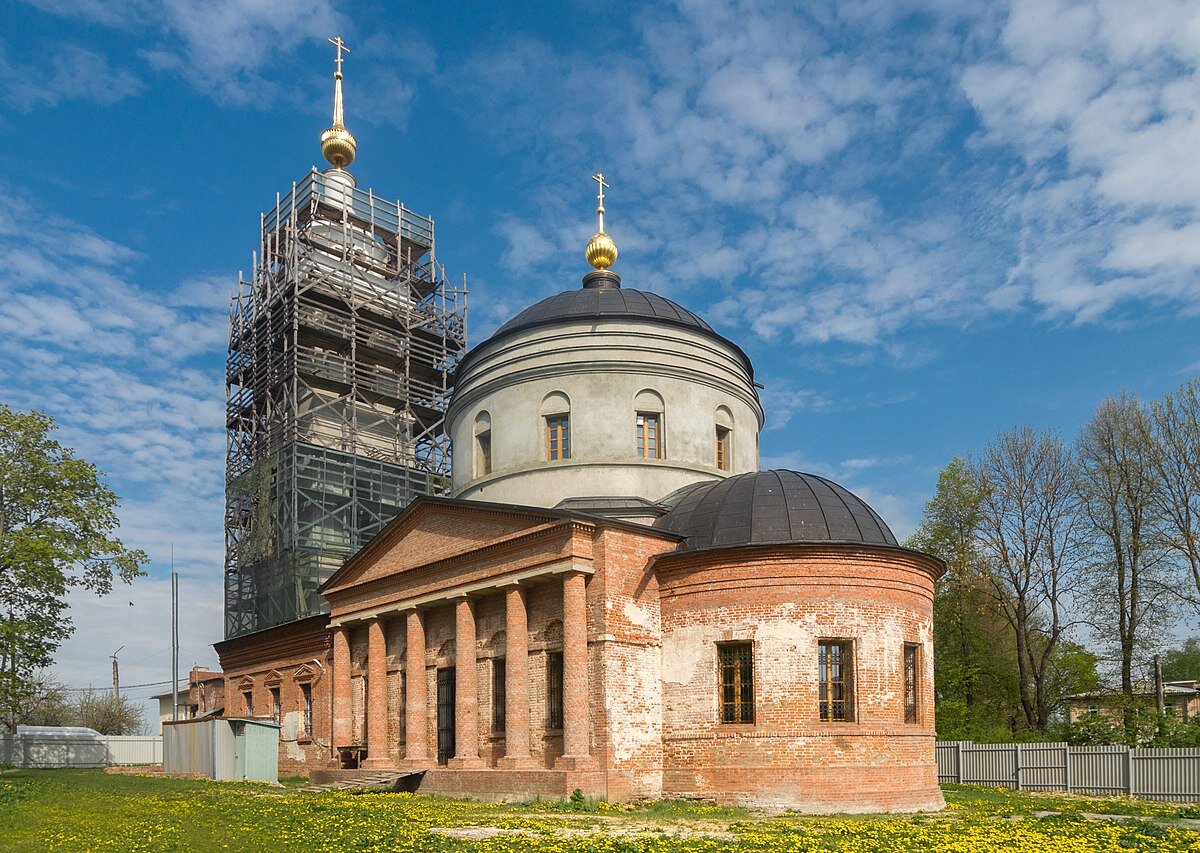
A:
654;470;898;551
495;287;715;337
458;284;753;379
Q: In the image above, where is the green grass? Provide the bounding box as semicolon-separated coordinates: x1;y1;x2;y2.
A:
1;770;1198;851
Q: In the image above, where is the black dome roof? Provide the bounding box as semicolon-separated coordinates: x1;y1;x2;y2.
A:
653;470;898;551
494;286;715;338
455;277;754;381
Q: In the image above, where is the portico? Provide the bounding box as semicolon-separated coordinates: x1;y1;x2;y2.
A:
321;499;608;781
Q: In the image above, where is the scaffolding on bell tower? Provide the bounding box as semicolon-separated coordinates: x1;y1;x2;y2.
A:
223;168;467;638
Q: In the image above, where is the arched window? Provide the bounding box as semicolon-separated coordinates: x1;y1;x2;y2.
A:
634;389;665;459
474;410;492;477
540;392;571;461
715;406;734;471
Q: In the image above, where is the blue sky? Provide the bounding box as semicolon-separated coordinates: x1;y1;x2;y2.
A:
3;0;1200;708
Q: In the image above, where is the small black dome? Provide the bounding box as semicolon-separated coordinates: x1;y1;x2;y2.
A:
653;470;898;551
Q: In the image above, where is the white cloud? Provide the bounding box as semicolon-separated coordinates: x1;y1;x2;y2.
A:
0;42;144;110
0;187;228;695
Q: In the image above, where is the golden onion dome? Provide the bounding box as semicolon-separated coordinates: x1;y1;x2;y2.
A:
321;125;357;169
321;37;356;170
585;173;618;271
585;231;618;270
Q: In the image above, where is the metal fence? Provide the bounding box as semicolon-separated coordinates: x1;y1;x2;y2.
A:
937;740;1200;802
1;731;163;768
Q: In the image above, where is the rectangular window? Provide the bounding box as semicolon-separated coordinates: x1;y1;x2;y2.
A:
904;644;920;724
818;640;854;722
477;432;492;476
718;642;754;724
493;659;506;734
716;426;731;471
546;415;571;461
547;651;564;729
242;690;253;717
270;687;281;724
636;412;662;458
300;686;314;739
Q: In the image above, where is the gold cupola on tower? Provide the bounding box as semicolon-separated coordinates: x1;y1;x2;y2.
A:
585;173;618;270
320;36;357;170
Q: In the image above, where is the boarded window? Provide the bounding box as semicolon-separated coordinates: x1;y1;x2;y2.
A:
493;659;506;734
546;416;571;461
716;425;731;471
547;651;564;729
636;412;662;458
718;642;754;724
904;643;920;724
477;432;492;475
818;640;854;722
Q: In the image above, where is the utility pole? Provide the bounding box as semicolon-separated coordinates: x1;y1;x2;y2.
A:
111;645;123;703
1155;654;1165;715
171;544;179;723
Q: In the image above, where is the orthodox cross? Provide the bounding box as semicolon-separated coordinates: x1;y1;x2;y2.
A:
328;36;350;76
593;172;609;233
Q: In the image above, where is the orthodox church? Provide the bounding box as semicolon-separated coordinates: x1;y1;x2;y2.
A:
210;44;945;813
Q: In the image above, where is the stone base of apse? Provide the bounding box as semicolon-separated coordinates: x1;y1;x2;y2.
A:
495;755;539;770
416;768;607;802
447;755;486;769
553;754;598;771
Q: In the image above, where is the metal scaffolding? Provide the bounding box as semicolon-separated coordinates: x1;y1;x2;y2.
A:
224;168;466;638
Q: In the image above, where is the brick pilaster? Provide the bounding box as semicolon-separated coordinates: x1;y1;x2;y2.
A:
498;583;535;769
449;596;484;768
556;570;595;769
331;626;351;749
402;608;430;766
363;617;390;768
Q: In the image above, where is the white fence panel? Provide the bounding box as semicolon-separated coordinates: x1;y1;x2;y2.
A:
101;736;163;765
0;730;162;768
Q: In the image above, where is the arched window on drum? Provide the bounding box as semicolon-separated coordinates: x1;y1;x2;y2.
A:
634;389;665;459
715;406;734;471
540;392;571;461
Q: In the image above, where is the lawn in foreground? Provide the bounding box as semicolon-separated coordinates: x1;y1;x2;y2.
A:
2;770;1198;851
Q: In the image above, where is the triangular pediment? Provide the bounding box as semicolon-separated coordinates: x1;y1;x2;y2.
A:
322;497;564;595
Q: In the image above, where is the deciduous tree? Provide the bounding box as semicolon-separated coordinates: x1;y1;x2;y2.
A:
0;404;147;730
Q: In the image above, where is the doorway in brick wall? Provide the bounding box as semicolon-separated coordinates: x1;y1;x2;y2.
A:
437;667;456;765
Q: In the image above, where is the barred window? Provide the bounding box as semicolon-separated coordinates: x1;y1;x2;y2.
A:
636;412;662;458
718;642;754;724
547;652;564;729
546;416;571;461
904;644;920;724
300;683;313;736
493;659;506;734
242;690;253;717
269;687;281;724
818;640;854;722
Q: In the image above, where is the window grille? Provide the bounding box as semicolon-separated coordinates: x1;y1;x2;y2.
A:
904;643;919;724
716;425;731;470
546;416;571;461
718;642;754;724
493;659;506;734
547;651;564;729
818;640;854;722
301;683;313;735
636;412;662;458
